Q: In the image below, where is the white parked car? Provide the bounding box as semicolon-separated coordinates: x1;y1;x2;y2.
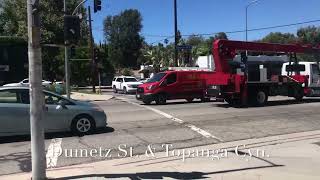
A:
3;79;52;87
112;76;142;94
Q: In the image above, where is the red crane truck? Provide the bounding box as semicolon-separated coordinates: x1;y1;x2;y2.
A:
206;40;320;107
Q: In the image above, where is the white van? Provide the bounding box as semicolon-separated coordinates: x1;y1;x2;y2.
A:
282;62;320;96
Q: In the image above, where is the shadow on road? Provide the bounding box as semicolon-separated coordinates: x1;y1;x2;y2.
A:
216;98;320;108
53;165;283;180
146;100;215;106
0;126;115;144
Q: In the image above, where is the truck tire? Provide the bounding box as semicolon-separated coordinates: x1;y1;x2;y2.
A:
156;94;167;105
113;86;117;93
294;88;304;101
252;90;268;106
186;98;194;103
123;87;127;94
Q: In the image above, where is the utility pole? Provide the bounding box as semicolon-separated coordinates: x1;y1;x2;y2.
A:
64;0;71;98
88;6;96;93
174;0;178;67
27;0;46;179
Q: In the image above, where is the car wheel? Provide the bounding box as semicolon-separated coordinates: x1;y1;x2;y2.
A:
71;115;95;135
123;87;127;94
156;94;167;105
186;98;194;103
113;86;117;93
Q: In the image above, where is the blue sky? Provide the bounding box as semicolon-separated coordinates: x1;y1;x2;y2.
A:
86;0;320;44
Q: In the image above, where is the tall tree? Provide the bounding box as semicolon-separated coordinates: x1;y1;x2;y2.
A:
0;0;89;82
103;9;143;69
261;32;297;44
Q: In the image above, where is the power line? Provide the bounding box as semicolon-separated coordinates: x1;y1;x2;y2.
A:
148;19;320;45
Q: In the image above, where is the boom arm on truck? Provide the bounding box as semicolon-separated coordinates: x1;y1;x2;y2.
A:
207;40;320;107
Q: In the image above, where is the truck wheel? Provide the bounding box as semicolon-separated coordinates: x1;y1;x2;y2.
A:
156;94;167;105
294;88;304;101
253;90;268;106
186;98;194;103
113;86;117;93
123;87;127;94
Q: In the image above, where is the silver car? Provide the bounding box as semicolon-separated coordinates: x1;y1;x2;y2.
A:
0;87;107;136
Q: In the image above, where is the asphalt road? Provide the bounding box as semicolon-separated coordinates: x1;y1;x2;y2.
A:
1;92;320;176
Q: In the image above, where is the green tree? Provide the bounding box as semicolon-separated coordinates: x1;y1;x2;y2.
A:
261;32;297;44
297;26;320;45
103;9;143;69
0;0;89;82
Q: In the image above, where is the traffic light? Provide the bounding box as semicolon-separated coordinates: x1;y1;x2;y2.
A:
70;46;76;57
64;15;80;45
94;48;100;62
94;0;102;13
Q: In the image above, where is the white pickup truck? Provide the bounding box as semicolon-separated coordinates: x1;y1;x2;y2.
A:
112;76;142;94
282;62;320;96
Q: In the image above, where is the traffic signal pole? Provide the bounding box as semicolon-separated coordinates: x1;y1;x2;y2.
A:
27;0;46;179
174;0;178;67
88;6;96;93
64;0;71;99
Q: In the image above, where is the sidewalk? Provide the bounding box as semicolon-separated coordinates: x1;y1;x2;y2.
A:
3;130;320;180
69;92;113;101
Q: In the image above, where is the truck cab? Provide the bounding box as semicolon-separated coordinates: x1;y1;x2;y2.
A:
282;62;320;96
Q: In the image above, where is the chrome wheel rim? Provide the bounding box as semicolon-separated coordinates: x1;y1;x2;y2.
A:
76;118;91;133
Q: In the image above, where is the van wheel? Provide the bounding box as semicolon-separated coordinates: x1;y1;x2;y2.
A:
201;97;210;102
156;94;167;105
143;100;151;105
252;90;268;106
113;86;117;93
71;115;95;135
186;98;194;103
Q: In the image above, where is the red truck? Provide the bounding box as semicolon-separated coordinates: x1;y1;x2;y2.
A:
136;70;213;105
206;40;320;107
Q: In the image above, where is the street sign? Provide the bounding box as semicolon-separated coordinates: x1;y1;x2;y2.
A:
177;45;192;50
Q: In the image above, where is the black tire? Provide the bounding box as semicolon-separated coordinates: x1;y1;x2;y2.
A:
186;98;194;103
252;90;268;106
201;97;211;102
156;94;167;105
123;87;127;94
71;115;95;135
294;87;304;101
113;86;117;93
143;100;152;105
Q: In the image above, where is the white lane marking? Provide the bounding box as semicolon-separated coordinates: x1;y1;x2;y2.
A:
117;97;223;142
46;138;63;168
186;124;223;141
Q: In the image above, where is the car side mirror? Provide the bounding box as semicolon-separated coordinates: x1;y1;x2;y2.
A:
160;79;167;87
56;100;68;110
